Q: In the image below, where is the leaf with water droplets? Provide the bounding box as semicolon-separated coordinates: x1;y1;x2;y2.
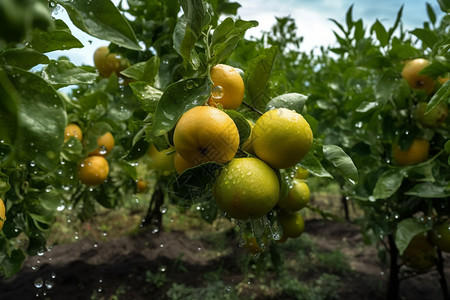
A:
265;93;308;114
323;144;359;184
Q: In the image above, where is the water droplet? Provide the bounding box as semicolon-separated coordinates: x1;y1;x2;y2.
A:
34;277;44;288
45;280;54;289
159;265;166;272
159;205;168;214
211;86;224;99
185;80;194;90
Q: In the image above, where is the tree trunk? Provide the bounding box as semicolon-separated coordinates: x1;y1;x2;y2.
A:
341;196;350;221
141;183;164;232
387;234;400;300
437;249;450;300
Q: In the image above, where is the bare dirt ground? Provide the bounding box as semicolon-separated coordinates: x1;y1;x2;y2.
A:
0;218;448;300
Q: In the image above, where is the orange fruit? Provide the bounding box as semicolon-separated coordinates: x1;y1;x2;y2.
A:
136;179;147;193
213;157;280;220
0;198;5;232
89;132;115;157
278;210;305;238
278;179;310;212
173;106;239;165
93;46;129;78
147;145;175;172
392;139;429;166
402;233;437;271
64;123;83;142
401;58;435;94
173;152;196;174
207;64;245;110
78;156;110;186
252;108;313;169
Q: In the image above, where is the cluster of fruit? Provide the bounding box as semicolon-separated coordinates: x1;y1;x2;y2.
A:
64;123;115;186
170;64;313;251
402;220;450;272
392;58;448;166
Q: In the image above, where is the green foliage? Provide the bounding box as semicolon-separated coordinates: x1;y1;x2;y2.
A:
166;281;239;300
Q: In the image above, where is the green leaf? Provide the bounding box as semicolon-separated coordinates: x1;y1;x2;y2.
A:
0;48;49;70
27;19;83;53
2;67;67;170
129;81;163;112
174;0;205;69
420;60;450;77
210;18;258;65
426;3;436;24
427;80;450;113
323;145;358;184
0;171;10;193
299;152;333;179
346;4;354;30
0;248;26;278
224;110;251;146
152;77;211;137
169;162;221;207
121;56;160;85
445;140;450;154
437;0;450;12
372;169;405;199
370;20;388;47
83;122;113;154
55;0;141;50
245;46;278;111
265;93;308;114
42;59;97;88
405;182;450;198
395;218;430;255
388;5;403;39
410;28;439;49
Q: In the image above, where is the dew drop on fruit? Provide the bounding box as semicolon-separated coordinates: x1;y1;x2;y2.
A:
99;146;108;155
211;86;224;99
34;277;44;288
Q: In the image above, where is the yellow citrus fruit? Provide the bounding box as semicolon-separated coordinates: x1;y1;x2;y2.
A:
415;101;448;128
430;221;450;253
401;58;435;94
213;157;280;220
89;132;115;157
173;152;196;175
252;108;313;169
93;46;129;78
295;167;309;180
64;123;83;142
278;210;305;238
78;156;110;186
278;179;310;212
241;119;255;155
173;106;239;165
136;179;147;193
147;145;175;172
207;64;245;110
402;233;437;271
392;139;429;166
0;198;5;232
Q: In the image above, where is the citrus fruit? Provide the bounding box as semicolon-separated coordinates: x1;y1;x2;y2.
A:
93;46;129;78
0;198;5;232
278;179;310;212
415;101;448;128
207;64;245;110
278;210;305;238
252;108;313;169
78;156;110;186
401;58;435;94
173;106;239;165
438;77;449;85
430;220;450;253
173;152;196;174
241;119;255;155
213;157;280;220
136;179;147;193
401;233;437;271
89;132;115;157
295;166;309;180
147;145;175;172
64;123;83;142
392;139;429;166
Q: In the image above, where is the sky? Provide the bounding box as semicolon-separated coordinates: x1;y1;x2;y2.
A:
48;0;444;65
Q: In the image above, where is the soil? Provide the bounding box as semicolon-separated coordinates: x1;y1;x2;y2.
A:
0;218;448;300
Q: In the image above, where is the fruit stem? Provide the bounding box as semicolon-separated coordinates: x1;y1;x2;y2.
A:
386;234;400;300
242;101;264;116
436;249;450;300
